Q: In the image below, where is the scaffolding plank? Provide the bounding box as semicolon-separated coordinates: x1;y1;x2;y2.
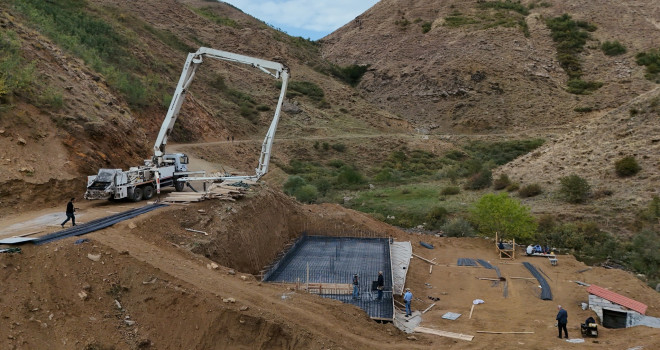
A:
415;327;474;341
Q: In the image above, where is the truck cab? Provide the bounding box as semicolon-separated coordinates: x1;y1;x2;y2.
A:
162;153;189;172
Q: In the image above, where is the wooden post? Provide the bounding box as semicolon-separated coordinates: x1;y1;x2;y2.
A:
306;263;309;292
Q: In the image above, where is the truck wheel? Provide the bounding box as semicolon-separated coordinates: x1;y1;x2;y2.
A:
131;187;143;202
143;185;154;200
174;178;185;192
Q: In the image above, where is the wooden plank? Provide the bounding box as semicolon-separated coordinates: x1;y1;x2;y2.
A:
422;303;435;314
476;331;534;334
412;253;438;265
429;265;433;274
509;277;536;280
477;277;500;281
185;228;208;236
15;230;43;237
414;327;473;341
469;304;475;319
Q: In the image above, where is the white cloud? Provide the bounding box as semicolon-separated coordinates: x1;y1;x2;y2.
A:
221;0;379;36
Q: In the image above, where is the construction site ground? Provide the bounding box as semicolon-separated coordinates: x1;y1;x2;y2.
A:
1;145;659;349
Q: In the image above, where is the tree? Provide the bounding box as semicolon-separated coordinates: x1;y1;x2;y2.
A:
559;174;590;203
470;193;537;240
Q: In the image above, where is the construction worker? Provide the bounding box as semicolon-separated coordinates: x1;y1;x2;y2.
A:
352;274;359;299
377;271;384;300
61;198;76;228
556;305;569;339
404;288;413;317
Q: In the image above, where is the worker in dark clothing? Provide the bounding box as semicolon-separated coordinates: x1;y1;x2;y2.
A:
556;305;568;339
61;198;76;228
377;271;384;300
352;274;359;299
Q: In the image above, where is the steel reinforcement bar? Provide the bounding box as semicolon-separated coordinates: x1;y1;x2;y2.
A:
35;204;168;245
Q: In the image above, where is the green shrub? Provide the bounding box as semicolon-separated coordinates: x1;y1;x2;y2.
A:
477;1;530;16
426;206;449;229
337;166;364;185
566;79;603;95
464;168;492;190
506;182;520;192
0;31;36;102
546;14;596;89
312;178;330;196
519;183;543;197
463;139;545;166
444;12;478;27
559;174;591;203
421;21;432;33
440;186;460;196
327;159;344;168
283;175;306;195
322;142;330;151
191;7;238;27
329;64;369;87
574;106;593;113
287;81;324;100
441;218;476;237
629;230;660;286
615;156;641;177
256;104;270;111
493;173;511;190
470;192;537;240
37;87;64;110
601;41;626;56
331;143;346;152
294;184;318;203
638;196;660;223
636;49;660;82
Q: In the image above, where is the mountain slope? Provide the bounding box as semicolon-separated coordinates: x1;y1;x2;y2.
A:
321;0;659;132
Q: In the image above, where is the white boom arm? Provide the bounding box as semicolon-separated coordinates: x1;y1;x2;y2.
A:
153;47;288;180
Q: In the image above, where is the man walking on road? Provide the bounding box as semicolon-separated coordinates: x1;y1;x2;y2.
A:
556;305;568;339
404;288;413;317
61;198;76;228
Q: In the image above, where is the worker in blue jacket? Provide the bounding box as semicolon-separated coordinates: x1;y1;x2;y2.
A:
556;305;568;339
404;288;413;317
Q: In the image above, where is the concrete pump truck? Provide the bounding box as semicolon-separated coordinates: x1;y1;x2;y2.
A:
84;47;289;201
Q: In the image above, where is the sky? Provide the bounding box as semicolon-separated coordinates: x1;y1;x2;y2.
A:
220;0;380;40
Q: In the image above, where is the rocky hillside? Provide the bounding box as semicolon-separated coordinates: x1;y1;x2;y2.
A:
0;0;403;204
321;0;659;133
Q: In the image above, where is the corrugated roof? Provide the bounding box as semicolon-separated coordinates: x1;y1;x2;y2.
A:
587;284;647;315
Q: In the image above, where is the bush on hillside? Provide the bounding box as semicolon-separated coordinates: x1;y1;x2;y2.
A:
441;218;476;237
464;168;492;190
283;175;306;195
493;173;511;190
519;183;543;198
295;184;318;203
615;156;641;177
559;174;591;203
426;206;449;229
635;49;660;82
601;41;626;56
